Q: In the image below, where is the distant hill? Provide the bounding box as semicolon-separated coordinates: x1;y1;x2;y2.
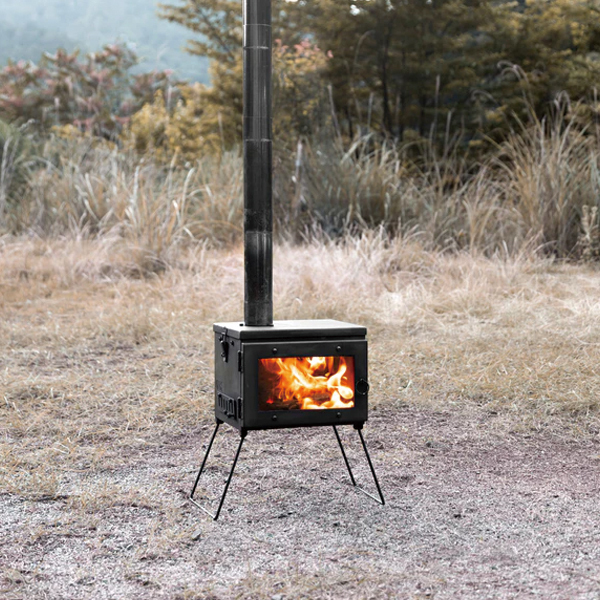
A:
0;0;209;82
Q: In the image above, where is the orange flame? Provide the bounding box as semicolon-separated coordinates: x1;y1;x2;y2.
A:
259;356;355;411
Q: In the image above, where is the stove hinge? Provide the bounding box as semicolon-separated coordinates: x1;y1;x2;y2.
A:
219;333;229;362
237;350;243;373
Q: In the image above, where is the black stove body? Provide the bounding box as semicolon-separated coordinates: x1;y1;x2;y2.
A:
214;320;369;432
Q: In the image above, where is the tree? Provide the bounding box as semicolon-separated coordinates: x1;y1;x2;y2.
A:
158;0;600;150
302;0;515;141
474;0;600;133
124;39;331;160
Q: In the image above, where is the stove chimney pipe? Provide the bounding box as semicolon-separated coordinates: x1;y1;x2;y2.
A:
243;0;273;327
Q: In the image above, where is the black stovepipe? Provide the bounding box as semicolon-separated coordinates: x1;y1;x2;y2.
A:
243;0;273;327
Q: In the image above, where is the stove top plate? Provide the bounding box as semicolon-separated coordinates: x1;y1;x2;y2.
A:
214;319;367;341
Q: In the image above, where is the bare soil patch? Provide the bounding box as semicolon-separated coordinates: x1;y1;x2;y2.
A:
1;239;600;598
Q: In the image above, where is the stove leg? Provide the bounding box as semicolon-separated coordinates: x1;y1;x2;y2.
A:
189;423;247;520
333;425;385;505
333;425;356;486
356;427;386;505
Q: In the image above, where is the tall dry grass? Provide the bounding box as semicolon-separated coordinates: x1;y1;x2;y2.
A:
9;137;243;272
1;106;600;271
494;111;600;257
286;135;508;253
0;120;32;223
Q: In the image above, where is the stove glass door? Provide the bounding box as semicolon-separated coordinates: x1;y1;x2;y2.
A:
258;356;355;411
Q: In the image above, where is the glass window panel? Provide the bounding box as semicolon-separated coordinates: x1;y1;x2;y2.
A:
258;356;355;411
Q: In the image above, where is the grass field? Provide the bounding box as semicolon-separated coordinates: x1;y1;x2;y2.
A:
1;237;600;598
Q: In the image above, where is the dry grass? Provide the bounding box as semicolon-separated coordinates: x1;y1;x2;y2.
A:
495;112;600;257
2;235;599;486
2;236;600;598
10;138;244;262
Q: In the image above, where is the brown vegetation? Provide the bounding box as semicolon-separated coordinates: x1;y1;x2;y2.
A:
3;106;600;262
2;237;599;477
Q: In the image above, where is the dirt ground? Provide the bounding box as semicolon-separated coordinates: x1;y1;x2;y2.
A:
2;240;600;599
1;405;600;600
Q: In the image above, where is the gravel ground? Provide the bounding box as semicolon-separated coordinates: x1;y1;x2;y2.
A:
2;404;600;600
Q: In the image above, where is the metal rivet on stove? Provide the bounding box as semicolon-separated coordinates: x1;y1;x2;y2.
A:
272;348;278;355
336;346;342;352
272;415;278;421
336;412;342;418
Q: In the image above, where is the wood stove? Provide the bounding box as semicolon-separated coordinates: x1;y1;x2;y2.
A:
213;320;369;430
188;0;384;520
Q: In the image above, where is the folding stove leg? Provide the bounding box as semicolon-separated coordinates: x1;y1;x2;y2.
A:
189;422;247;520
333;425;385;505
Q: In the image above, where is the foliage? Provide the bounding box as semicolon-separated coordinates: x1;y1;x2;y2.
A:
124;83;215;161
124;37;331;159
124;91;171;160
298;0;495;140
305;0;600;142
193;60;244;152
273;39;331;140
0;45;174;138
476;0;600;136
160;0;600;147
124;80;231;161
159;0;330;147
